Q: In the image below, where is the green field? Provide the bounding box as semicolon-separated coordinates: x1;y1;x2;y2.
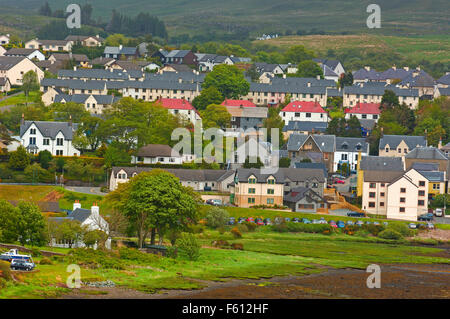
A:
0;0;449;36
0;91;40;108
260;34;450;64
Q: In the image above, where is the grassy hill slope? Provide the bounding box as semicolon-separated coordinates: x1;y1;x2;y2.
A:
0;0;448;36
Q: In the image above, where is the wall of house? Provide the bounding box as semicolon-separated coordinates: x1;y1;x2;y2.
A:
386;177;419;221
362;181;388;215
234;181;283;208
281;111;328;125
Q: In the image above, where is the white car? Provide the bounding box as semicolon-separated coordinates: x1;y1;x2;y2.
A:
434;208;443;217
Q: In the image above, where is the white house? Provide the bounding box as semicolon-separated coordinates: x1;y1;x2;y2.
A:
0;56;44;86
19;118;80;156
132;144;183;164
49;201;111;249
0;46;6;56
0;34;10;45
280;101;328;125
157;98;202;126
233;138;275;168
4;48;46;61
344;102;381;122
333;137;369;172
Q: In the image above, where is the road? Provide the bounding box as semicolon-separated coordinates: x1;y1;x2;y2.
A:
63;186;106;196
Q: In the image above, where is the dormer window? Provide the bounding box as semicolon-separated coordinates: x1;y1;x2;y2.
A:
248;177;256;184
267;178;275;184
30;128;36;135
341;143;348;150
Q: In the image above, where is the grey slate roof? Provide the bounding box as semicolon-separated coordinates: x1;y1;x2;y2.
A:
69;208;91;223
344;83;419;97
437;87;450;96
312;59;341;71
4;48;41;56
399;70;435;87
20;120;78;140
405;147;448;160
283;187;324;203
411;162;439;171
293;162;328;176
326;88;343;97
112;167;235;182
235;167;325;184
136;144;180;158
352;68;381;81
254;62;282;73
287;134;336;153
417;170;445;182
54;94;119;105
283;121;328;133
0;56;26;70
437;73;450;86
379;135;427;150
59;68;143;80
104;46;137;56
359;119;376;130
166;50;191;58
378;67;411;81
335;137;369;152
359;155;404;171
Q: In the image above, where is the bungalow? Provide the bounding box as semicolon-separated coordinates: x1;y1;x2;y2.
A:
132;144;183;165
103;45;138;59
156;98;202;125
379;135;427;157
284;187;327;213
163;50;198;65
344;102;381;122
48;53;91;68
65;35;104;47
25;39;72;52
280;101;328;125
4;48;46;61
53;93;120;114
109;167;235;192
0;56;44;86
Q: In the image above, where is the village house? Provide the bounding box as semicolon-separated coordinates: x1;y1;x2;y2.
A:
163;50;198;65
286;133;336;173
282;121;328;139
379;134;427;157
103;45;138;59
226;104;268;131
58;68;143;81
132;144;184;165
40;79;110;104
398;68;436;99
196;54;234;71
156;98;202;125
53;93;119;114
344;102;381;122
109;167;235;192
333;137;369;172
0;56;44;86
312;59;345;78
91;57;116;68
232;138;275;168
48;53;91;68
0;34;10;45
20;118;80;156
221;99;256;108
4;48;45;61
280;100;328;125
283;187;327;213
48;201;111;249
437;72;450;88
25;39;72;52
65;35;105;47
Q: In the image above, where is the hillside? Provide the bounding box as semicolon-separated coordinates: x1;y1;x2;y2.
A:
0;0;449;36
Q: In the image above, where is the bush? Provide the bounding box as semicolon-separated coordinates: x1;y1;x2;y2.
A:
0;260;12;281
39;257;53;265
243;221;257;232
118;247;159;263
378;229;403;240
205;207;229;228
177;233;201;261
67;248;124;269
386;223;413;237
189;224;205;234
272;222;288;233
31;247;42;257
285;223;333;234
237;223;249;233
217;226;226;234
230;227;242;238
362;224;385;236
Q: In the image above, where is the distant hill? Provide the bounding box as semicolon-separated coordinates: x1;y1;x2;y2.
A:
0;0;449;37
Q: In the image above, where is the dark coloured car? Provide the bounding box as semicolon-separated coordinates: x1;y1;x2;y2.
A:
426;223;435;230
238;217;245;224
284;217;291;223
292;217;300;223
263;218;272;225
347;212;365;217
228;217;236;225
255;218;264;226
302;218;311;224
10;259;35;271
418;213;434;221
336;221;345;228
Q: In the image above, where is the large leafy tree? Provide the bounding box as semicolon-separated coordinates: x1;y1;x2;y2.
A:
283;45;315;64
200;104;231;129
16;201;47;246
202;64;250;99
21;71;40;101
107;170;199;248
263;106;285;144
0;200;19;243
192;87;224;111
296;60;323;78
8;145;30;170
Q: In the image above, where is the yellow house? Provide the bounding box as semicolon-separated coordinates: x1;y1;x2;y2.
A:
232;168;284;208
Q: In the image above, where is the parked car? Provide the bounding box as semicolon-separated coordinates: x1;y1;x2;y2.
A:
332;174;346;180
434;208;443;217
329;220;337;228
302;218;311;224
408;223;417;229
274;217;283;225
334;178;345;184
383;222;389;227
10;259;35;271
365;221;372;225
356;220;364;227
418;213;434;221
312;219;320;224
284;217;291;223
319;218;327;224
238;217;245;224
417;223;427;230
373;221;380;226
346;220;354;226
347;212;365;217
292;217;300;223
336;221;345;228
263;218;272;225
255;218;264;226
228;217;236;225
206;199;222;206
426;223;435;230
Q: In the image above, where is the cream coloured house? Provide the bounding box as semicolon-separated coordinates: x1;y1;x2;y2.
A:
25;39;72;52
379;135;427;157
0;56;44;86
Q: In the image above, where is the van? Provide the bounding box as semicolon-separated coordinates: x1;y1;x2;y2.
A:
435;208;443;217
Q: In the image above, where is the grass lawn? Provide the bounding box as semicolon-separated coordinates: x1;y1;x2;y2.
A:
0;91;40;107
0;185;56;202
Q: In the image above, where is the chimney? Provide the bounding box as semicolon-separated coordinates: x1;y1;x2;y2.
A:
392;65;396;70
73;200;81;210
316;75;320;80
96;34;99;38
178;77;182;83
404;66;409;72
364;66;371;71
438;137;442;149
69;115;72;127
21;113;25;125
119;44;123;50
91;202;99;218
307;82;311;87
380;127;384;137
73;66;77;71
282;74;286;79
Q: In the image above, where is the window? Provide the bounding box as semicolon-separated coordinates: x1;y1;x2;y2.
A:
373;115;378;120
29;137;36;145
385;148;389;152
248;198;255;204
418;190;425;196
381;183;385;187
43;139;49;145
380;202;384;207
399;207;405;213
56;150;63;156
368;202;375;208
400;197;405;203
433;183;440;190
30;128;36;135
306;113;311;118
267;189;274;195
341;154;348;160
369;183;376;188
248;178;256;184
295;112;300;117
380;192;385;197
267;179;275;184
369;192;376;198
267;198;274;204
404;148;407;153
56;138;63;146
419;181;425;187
418;200;424;206
248;188;256;194
158;157;165;162
361;114;367;119
400;188;406;193
398;148;401;153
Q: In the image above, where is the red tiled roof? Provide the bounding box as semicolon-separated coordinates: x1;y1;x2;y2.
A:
157;98;195;110
221;99;256;107
344;102;381;115
281;101;326;113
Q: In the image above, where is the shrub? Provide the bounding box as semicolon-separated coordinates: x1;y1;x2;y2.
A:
285;223;333;234
237;223;249;233
118;247;159;263
31;247;42;257
217;226;226;234
39;257;53;265
378;229;403;240
231;243;244;250
67;248;124;269
272;222;288;233
243;221;257;232
0;260;12;281
230;227;242;238
205;207;229;228
189;224;205;234
362;224;385;236
386;223;413;237
342;225;359;235
177;233;201;261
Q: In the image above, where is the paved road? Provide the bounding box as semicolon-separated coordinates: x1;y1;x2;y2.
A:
64;186;106;196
